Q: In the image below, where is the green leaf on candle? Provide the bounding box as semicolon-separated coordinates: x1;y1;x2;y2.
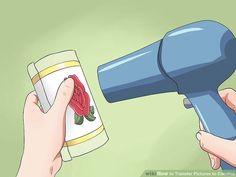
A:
85;111;96;121
90;106;95;114
74;114;84;125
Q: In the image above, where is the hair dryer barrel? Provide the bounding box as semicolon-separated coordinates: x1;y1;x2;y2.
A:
97;41;177;103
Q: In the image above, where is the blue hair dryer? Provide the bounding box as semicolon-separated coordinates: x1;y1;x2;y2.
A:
97;21;236;170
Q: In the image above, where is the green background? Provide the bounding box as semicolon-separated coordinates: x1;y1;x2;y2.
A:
0;0;236;176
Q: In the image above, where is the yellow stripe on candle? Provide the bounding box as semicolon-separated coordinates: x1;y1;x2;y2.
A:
64;125;104;147
31;60;80;85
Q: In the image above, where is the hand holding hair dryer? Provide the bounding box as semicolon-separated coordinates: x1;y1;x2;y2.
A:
97;21;236;170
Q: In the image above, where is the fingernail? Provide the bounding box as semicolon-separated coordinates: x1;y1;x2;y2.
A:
211;158;215;168
196;132;201;141
64;78;74;88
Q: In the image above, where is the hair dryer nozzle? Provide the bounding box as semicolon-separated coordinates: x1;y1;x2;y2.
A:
97;41;177;103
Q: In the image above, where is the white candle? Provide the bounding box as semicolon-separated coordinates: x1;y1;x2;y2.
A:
28;50;108;161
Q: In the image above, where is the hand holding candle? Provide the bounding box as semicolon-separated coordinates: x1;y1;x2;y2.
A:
17;79;74;177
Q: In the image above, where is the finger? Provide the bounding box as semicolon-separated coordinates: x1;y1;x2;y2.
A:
219;88;236;112
219;89;230;101
207;153;221;170
196;131;236;167
49;78;74;118
199;120;204;131
24;91;42;119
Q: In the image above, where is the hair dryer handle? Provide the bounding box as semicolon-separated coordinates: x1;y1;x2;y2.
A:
186;90;236;170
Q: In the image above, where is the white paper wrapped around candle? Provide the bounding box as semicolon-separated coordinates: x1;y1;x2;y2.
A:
27;50;108;161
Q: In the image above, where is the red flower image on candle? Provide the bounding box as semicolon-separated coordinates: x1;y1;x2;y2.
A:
68;75;90;116
66;74;96;125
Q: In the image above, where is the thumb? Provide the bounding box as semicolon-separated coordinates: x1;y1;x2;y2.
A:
50;78;74;116
196;131;236;167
